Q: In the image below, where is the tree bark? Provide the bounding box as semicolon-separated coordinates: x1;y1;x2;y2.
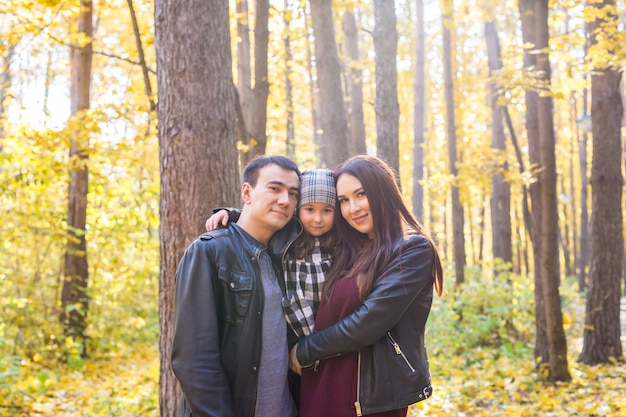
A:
155;0;241;413
374;0;399;174
284;0;295;159
343;8;367;156
579;0;624;365
412;0;426;222
441;0;465;284
235;0;253;166
519;0;549;365
60;0;93;347
535;0;571;382
247;0;270;160
309;0;349;168
484;19;512;265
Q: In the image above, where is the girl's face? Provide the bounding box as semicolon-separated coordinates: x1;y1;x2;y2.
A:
298;202;335;237
336;173;374;239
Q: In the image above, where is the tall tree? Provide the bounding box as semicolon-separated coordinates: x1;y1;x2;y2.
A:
412;0;426;222
309;0;349;168
579;0;623;365
577;91;590;292
342;7;367;156
235;0;252;165
484;17;512;264
247;0;271;161
374;0;399;173
60;0;93;345
534;0;571;382
441;0;465;284
519;0;549;366
284;0;295;159
155;0;241;414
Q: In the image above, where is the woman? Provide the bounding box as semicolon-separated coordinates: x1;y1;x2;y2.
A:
290;155;444;417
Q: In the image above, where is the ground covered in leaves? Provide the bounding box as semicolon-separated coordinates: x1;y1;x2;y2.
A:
2;273;625;416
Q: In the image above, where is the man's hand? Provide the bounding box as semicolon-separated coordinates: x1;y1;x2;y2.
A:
289;345;302;376
205;210;230;231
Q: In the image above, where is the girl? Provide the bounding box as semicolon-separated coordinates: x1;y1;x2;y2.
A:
290;155;444;417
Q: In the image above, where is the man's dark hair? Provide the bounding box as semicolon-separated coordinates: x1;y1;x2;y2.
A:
242;155;300;186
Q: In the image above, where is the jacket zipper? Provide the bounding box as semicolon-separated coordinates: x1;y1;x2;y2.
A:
387;332;416;372
354;351;362;416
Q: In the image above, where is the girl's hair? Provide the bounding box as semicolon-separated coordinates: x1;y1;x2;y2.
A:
292;228;339;259
322;155;444;302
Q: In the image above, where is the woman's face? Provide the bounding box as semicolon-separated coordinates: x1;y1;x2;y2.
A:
336;173;374;239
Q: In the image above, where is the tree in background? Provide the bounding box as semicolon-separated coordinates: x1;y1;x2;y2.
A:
579;0;623;365
309;0;349;168
534;0;571;382
155;0;241;413
441;0;465;284
342;5;367;156
519;0;549;366
374;0;399;174
412;0;425;222
484;14;512;265
60;0;93;347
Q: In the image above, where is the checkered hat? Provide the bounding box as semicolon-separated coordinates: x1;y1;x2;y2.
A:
298;169;337;208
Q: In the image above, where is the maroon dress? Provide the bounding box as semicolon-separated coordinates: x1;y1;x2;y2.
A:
299;276;407;417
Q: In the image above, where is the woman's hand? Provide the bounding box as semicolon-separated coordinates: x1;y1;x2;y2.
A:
205;210;230;231
289;345;302;376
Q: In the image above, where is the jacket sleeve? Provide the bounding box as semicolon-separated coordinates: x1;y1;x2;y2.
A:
171;238;236;417
296;234;434;367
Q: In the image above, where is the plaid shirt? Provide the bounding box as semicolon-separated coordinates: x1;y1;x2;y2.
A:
282;237;332;339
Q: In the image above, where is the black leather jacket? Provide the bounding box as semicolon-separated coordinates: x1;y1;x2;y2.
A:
171;219;301;417
295;233;435;415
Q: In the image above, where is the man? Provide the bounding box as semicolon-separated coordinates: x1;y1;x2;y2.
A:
171;155;302;417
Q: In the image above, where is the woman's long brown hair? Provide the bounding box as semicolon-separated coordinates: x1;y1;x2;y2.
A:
322;155;444;302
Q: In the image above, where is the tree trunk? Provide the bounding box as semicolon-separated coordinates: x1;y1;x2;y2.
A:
577;89;590;293
60;0;93;347
374;0;399;174
155;0;241;414
412;0;426;222
284;0;295;159
236;0;253;166
302;1;322;163
579;0;623;365
343;8;367;156
484;19;512;265
248;0;270;159
309;0;349;168
441;0;465;284
519;0;549;365
535;0;571;382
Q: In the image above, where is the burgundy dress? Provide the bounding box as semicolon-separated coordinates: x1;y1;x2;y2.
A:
299;277;407;417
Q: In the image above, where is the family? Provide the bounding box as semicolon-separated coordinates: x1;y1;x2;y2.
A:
171;154;444;417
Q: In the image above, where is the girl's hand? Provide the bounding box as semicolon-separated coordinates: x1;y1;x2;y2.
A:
205;210;230;231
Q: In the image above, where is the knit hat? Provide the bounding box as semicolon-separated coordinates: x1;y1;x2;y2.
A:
298;169;337;208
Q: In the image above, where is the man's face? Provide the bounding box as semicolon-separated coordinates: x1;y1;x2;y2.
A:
243;163;300;233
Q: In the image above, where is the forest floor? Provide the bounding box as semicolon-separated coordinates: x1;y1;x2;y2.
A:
3;298;626;417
